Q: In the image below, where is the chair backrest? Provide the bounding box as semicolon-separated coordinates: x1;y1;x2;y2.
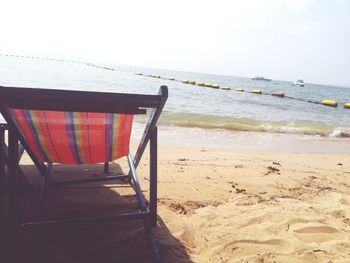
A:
8;109;133;164
0;85;168;167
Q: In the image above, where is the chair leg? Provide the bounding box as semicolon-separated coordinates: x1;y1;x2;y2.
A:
104;162;109;175
127;154;147;211
144;219;160;263
150;127;158;227
128;150;160;262
8;127;19;219
0;126;5;217
38;163;52;219
18;143;25;160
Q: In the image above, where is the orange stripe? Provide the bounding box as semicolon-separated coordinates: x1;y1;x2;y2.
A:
76;112;92;163
30;111;50;160
33;111;60;162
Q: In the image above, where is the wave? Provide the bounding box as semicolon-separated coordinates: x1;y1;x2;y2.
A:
154;112;350;138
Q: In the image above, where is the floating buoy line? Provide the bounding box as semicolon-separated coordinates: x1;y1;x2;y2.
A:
0;53;115;71
135;72;350;109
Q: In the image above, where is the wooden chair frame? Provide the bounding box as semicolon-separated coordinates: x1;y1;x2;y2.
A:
0;85;168;262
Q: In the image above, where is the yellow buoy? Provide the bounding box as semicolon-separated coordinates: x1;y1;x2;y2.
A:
235;88;244;92
211;84;220;89
189;80;196;85
197;82;205;86
251;89;262;94
344;102;350;109
271;91;284;97
182;80;190;84
321;100;337;107
204;82;212;87
221;85;230;90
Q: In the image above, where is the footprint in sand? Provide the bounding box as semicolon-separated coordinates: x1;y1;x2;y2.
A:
222;239;286;255
294;226;340;234
223;239;285;252
329;209;347;219
293;225;346;243
287;218;308;225
340;197;350;206
239;215;267;228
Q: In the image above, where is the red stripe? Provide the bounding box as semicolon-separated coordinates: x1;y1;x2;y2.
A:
44;111;76;163
115;114;133;159
11;109;47;162
121;114;133;157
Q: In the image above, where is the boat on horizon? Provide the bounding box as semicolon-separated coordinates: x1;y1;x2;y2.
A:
251;76;271;81
293;79;305;87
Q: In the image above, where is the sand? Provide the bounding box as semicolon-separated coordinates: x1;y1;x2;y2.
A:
6;143;350;263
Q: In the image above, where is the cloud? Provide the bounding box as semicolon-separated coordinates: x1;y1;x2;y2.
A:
336;0;346;4
280;0;314;12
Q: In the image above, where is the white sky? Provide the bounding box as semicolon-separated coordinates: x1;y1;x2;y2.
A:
1;0;349;86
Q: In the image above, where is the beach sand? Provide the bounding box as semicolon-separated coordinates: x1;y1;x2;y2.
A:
9;143;350;262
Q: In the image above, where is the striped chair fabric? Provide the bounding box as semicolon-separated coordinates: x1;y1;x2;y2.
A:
9;109;133;164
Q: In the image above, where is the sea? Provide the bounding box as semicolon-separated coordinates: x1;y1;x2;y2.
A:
1;55;349;153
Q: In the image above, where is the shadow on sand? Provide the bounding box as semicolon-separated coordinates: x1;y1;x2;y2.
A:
3;162;193;263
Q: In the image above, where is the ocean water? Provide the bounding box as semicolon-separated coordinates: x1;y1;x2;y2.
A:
0;55;349;149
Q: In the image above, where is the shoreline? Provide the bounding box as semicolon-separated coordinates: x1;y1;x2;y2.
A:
132;124;350;153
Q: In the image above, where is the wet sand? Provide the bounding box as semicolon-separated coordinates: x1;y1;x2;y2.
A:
133;124;350;153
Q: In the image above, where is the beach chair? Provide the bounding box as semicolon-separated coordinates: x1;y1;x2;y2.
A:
0;85;168;262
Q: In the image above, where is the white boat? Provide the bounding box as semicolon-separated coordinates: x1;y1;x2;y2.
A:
293;80;305;87
252;76;271;81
